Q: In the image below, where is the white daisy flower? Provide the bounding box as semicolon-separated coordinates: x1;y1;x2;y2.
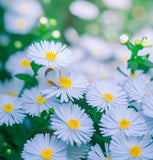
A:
143;115;153;136
0;94;25;126
100;106;148;137
0;77;24;97
124;75;152;103
88;143;111;160
86;79;128;111
5;51;33;76
143;91;153;118
78;34;113;60
21;87;60;117
67;143;90;160
21;133;68;160
51;103;94;146
40;69;89;103
0;0;16;8
27;40;73;69
8;0;43;19
4;12;37;34
102;0;132;11
69;1;99;20
110;134;153;160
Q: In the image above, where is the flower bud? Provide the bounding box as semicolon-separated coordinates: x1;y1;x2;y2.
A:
120;34;129;44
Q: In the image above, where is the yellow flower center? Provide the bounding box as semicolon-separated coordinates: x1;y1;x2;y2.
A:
17;21;24;28
59;75;72;88
106;158;111;160
45;51;57;61
119;118;130;129
41;148;53;160
36;95;45;104
68;119;81;130
21;59;31;67
4;104;13;112
11;93;18;97
149;88;151;93
103;93;113;101
130;73;136;77
130;146;141;158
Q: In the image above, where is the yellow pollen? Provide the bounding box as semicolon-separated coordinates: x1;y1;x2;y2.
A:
45;50;57;61
105;158;111;160
102;74;108;79
11;93;18;97
119;118;130;129
41;148;53;160
68;119;81;130
130;146;141;158
4;104;13;112
21;59;31;67
17;21;24;28
130;73;136;77
103;93;113;101
149;88;151;93
36;95;45;104
59;75;72;88
144;94;146;97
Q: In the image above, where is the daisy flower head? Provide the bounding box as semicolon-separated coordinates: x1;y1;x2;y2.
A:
88;143;111;160
110;134;153;160
5;51;33;75
86;79;128;111
124;75;152;103
69;1;99;20
51;103;94;146
143;91;153;118
21;133;68;160
67;143;90;160
21;87;60;117
27;40;74;69
40;69;89;103
4;12;37;34
0;94;25;126
0;77;24;97
100;106;148;137
8;0;43;19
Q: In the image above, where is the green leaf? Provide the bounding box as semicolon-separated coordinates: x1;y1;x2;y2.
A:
15;74;32;82
30;61;43;76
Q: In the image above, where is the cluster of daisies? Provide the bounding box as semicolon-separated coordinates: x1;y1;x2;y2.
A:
1;39;153;160
0;0;43;34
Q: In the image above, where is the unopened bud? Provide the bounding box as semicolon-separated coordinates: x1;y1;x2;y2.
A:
120;34;129;44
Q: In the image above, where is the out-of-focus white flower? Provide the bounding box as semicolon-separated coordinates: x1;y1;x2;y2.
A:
102;0;132;10
5;51;33;76
64;27;79;45
120;34;129;44
22;133;68;160
0;94;25;126
69;1;99;20
0;78;24;97
78;34;113;60
8;0;43;19
4;12;36;34
0;0;15;8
